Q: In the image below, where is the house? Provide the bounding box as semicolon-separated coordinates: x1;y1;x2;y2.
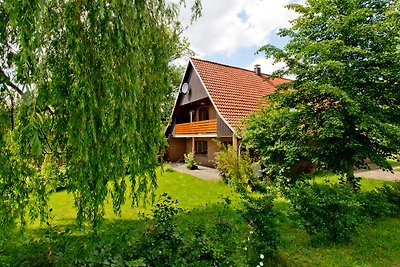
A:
165;58;290;167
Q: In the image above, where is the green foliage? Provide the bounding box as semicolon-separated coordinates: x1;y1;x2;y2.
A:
244;105;317;187
184;152;197;169
135;194;248;266
0;133;46;229
356;190;393;220
0;0;201;228
137;193;183;266
289;182;361;243
1;169;400;266
163;165;176;173
214;144;257;192
178;201;247;266
245;0;400;186
240;192;280;264
379;182;400;216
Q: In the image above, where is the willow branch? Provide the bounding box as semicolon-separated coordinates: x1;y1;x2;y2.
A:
0;69;23;96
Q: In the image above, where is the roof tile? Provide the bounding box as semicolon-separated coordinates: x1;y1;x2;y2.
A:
190;58;289;129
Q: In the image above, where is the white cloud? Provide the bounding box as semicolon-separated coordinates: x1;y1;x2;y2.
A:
180;0;298;57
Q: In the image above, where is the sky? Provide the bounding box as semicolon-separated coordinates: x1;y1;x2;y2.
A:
178;0;303;75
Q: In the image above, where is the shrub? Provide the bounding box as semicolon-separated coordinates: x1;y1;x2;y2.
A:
137;193;183;266
289;182;361;243
240;191;279;264
137;194;248;266
184;152;197;170
214;144;257;192
179;203;247;266
356;190;392;221
379;182;400;216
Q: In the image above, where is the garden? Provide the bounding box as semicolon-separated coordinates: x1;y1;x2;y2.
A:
1;166;399;266
1;0;400;266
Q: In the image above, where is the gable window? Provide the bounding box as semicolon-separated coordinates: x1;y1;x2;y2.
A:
195;141;207;155
198;107;209;121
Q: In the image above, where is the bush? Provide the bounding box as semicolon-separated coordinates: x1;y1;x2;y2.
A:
214;144;257;192
240;191;279;264
137;193;183;266
137;194;248;266
356;190;392;221
289;182;361;243
179;202;247;266
7;195;252;266
379;182;400;216
184;152;197;170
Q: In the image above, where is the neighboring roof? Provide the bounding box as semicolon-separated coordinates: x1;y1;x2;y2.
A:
190;58;290;129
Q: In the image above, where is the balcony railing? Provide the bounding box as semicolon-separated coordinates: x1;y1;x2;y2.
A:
175;119;217;135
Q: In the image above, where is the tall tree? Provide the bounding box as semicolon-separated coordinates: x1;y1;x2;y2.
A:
0;0;201;227
244;0;400;188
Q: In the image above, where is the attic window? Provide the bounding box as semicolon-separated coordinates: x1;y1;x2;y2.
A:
198;107;209;121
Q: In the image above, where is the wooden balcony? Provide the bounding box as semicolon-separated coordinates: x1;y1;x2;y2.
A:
175;119;217;135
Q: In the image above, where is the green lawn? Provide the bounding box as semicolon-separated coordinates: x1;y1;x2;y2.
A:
46;168;238;226
39;169;395;226
2;168;400;266
311;171;393;191
277;216;400;267
388;158;400;167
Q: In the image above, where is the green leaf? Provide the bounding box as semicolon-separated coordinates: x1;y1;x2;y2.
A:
31;134;42;156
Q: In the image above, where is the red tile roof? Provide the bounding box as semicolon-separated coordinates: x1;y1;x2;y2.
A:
190;58;290;130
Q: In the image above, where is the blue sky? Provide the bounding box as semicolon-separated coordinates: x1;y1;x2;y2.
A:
179;0;303;74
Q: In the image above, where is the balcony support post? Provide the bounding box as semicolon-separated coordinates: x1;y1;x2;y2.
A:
232;135;238;151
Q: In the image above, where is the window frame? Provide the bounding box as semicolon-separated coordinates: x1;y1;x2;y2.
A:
195;141;208;155
198;107;209;121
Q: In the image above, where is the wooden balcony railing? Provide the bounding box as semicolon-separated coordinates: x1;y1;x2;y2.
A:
175;119;217;135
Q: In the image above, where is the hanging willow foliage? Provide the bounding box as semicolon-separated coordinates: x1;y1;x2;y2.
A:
0;0;201;228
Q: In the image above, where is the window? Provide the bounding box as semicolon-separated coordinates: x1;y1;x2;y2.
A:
198;107;209;121
195;141;208;154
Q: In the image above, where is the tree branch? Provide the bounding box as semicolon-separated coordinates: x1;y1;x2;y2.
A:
0;69;23;96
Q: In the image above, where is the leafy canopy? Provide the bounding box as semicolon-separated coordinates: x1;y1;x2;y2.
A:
0;0;200;227
244;0;400;186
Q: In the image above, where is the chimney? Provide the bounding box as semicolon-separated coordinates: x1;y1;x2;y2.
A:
254;64;261;76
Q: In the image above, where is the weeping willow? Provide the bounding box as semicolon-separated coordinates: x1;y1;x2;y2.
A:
0;0;200;227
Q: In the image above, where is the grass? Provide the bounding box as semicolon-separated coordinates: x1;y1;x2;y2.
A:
45;168;238;226
310;171;394;191
2;169;241;266
388;158;400;167
36;168;398;226
277;216;400;267
2;167;400;266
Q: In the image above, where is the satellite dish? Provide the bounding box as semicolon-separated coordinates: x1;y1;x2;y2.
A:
181;83;189;94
